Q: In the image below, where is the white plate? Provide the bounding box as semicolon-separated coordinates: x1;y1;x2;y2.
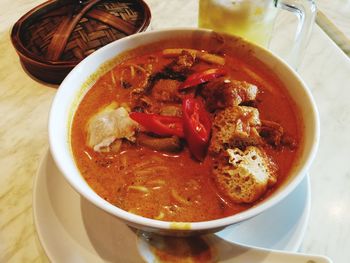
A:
33;150;310;262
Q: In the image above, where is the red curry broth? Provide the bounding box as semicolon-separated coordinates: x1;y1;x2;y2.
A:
71;47;301;222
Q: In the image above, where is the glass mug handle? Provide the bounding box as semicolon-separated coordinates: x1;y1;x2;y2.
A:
274;0;316;69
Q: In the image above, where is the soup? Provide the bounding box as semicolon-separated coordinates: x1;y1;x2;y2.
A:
71;42;301;222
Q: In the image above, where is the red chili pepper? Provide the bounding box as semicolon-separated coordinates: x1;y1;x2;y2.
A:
179;68;226;90
130;112;184;138
182;97;212;161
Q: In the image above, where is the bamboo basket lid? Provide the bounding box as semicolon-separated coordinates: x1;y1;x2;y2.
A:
11;0;151;84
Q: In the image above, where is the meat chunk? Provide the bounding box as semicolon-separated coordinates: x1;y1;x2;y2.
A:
87;105;138;152
151;79;182;103
260;120;297;149
213;146;277;203
260;120;283;146
136;133;183;152
131;95;155;113
209;106;262;154
168;50;196;73
162;48;225;65
201;78;258;112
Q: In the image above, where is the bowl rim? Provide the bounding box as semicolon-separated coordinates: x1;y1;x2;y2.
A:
49;27;320;232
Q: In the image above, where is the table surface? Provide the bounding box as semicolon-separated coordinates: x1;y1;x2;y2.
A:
1;0;350;262
317;0;350;55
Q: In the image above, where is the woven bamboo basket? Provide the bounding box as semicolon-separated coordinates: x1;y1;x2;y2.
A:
11;0;151;84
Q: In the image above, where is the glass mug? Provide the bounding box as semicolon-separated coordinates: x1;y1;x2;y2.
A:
198;0;316;68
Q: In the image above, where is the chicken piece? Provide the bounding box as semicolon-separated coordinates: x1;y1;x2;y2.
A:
87;104;138;152
213;146;277;203
131;95;156;113
168;50;196;73
136;133;183;152
260;120;298;149
201;78;258;112
209;106;262;154
260;120;284;147
151;79;182;103
162;48;225;65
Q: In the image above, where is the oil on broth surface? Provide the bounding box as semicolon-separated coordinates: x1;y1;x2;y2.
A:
71;46;301;222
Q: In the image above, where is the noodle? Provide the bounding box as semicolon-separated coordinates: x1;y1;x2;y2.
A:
110;70;116;85
133;166;169;177
133;160;162;169
154;211;165;220
147;179;166;186
128;185;149;194
171;189;191;205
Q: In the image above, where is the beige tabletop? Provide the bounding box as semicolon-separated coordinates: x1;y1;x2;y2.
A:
1;0;350;262
0;0;55;262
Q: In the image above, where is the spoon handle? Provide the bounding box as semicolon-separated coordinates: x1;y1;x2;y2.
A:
209;235;332;263
137;232;332;262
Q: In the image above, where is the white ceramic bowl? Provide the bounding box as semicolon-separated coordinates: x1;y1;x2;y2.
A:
49;28;320;236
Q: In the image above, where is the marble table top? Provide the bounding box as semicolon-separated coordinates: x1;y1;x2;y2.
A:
1;0;350;262
317;0;350;55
